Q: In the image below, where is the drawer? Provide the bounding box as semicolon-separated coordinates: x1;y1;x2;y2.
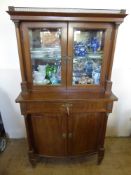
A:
26;101;106;114
71;101;106;113
26;102;65;113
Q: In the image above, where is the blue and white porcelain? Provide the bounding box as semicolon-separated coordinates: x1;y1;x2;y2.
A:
74;42;88;57
85;60;93;78
87;37;100;53
92;66;101;84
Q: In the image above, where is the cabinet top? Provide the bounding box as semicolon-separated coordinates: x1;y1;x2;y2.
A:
16;92;118;103
7;6;126;14
7;6;127;23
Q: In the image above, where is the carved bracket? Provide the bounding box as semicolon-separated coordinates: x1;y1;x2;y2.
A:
106;102;113;113
14;20;20;27
20;103;27;115
8;6;15;11
105;80;112;96
21;81;31;95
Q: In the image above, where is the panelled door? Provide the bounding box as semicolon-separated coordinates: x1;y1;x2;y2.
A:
68;112;107;155
30;110;107;156
31;113;67;156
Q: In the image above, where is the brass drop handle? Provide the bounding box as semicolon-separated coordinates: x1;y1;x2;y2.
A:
68;133;73;138
61;103;72;116
66;106;70;116
62;133;66;139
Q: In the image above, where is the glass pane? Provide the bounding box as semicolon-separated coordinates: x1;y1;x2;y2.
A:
73;30;104;85
29;28;62;85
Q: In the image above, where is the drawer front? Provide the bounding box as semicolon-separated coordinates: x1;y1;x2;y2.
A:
27;102;65;113
26;101;106;114
71;102;106;113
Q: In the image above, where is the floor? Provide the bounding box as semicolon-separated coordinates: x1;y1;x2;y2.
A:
0;138;131;175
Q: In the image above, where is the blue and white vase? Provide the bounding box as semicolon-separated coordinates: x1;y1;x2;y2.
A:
88;37;100;53
74;42;88;57
92;66;101;84
85;60;93;78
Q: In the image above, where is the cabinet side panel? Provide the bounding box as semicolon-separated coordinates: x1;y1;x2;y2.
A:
15;23;26;81
107;24;119;80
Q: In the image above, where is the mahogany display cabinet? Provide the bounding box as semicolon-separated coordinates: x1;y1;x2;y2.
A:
7;7;127;166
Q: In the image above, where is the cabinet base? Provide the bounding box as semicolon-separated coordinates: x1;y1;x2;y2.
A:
28;150;105;166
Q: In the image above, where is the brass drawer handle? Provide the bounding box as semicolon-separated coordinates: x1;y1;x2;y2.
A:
61;103;72;116
66;106;69;116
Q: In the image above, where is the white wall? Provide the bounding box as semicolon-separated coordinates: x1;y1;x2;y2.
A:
0;0;131;138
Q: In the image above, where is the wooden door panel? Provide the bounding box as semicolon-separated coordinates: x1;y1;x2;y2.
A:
31;113;67;156
68;112;106;155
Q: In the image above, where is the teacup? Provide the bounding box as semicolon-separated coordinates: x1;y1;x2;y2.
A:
38;65;46;73
33;71;45;83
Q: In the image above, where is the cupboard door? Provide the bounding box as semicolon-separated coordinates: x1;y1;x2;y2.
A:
67;23;112;90
68;113;106;155
31;113;67;156
21;22;67;90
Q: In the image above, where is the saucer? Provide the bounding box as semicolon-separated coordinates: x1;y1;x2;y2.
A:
33;79;50;85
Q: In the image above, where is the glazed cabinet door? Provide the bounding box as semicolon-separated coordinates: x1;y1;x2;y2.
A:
68;112;106;155
31;113;67;156
21;22;67;90
67;23;112;91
